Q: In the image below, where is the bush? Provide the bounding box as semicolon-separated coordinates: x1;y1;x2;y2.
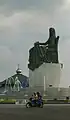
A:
0;98;16;104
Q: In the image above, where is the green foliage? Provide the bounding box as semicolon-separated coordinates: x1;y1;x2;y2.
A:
0;98;16;104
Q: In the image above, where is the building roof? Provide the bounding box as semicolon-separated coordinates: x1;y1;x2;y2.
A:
0;66;29;88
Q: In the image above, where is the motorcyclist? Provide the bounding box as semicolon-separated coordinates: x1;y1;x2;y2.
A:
29;92;37;101
33;92;38;101
30;92;42;101
33;92;36;98
37;92;42;100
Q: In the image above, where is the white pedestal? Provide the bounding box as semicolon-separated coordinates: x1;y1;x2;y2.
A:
29;63;62;88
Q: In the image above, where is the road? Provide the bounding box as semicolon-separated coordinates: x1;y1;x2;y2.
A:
0;104;70;120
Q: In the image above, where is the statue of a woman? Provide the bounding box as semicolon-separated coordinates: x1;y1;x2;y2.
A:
28;28;59;71
14;77;21;92
38;28;59;63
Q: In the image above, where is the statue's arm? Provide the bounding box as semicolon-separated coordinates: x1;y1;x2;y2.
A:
35;39;49;46
39;41;48;45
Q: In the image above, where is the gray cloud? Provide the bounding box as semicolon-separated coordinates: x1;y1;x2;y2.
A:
0;0;70;87
0;0;64;15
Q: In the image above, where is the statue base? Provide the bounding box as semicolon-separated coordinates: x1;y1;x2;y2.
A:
29;63;62;89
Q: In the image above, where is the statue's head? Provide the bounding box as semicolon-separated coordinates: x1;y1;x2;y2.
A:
49;28;56;37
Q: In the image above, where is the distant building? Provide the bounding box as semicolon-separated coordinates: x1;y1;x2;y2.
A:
0;65;29;89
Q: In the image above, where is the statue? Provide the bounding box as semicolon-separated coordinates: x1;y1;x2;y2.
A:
14;77;21;92
38;28;59;63
5;76;21;92
5;77;15;92
28;28;59;71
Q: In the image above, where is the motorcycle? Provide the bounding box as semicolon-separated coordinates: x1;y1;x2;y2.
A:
26;98;43;108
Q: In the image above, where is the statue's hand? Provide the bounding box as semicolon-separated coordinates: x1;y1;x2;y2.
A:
56;36;59;40
34;41;39;46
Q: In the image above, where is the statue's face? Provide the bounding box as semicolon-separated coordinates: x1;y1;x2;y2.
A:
49;28;55;37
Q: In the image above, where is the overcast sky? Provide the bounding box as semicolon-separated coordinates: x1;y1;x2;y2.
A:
0;0;70;87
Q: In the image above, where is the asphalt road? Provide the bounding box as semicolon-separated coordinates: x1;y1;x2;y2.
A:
0;104;70;120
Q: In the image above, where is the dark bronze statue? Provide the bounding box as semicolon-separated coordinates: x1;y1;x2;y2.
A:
28;28;59;71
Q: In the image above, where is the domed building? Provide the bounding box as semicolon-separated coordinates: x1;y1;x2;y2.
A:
0;65;29;92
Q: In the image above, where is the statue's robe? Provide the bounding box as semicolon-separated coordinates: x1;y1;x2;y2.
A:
28;45;47;71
